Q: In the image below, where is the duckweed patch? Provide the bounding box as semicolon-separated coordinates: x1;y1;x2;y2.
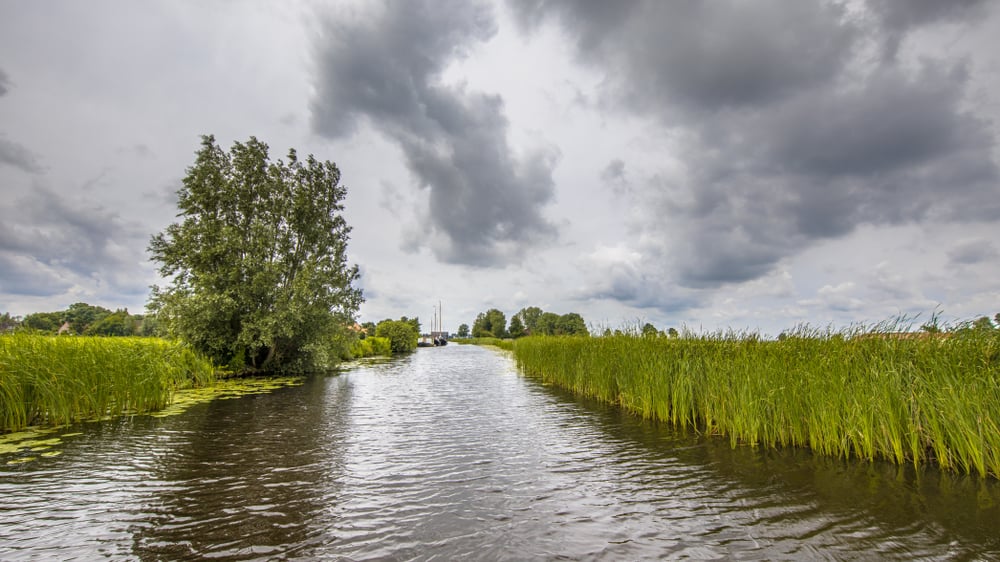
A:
0;428;66;452
0;427;71;464
149;376;304;418
1;376;303;466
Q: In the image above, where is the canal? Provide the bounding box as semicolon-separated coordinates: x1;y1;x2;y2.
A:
2;344;999;560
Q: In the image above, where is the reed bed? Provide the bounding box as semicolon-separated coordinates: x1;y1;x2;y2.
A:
0;334;215;432
513;330;1000;478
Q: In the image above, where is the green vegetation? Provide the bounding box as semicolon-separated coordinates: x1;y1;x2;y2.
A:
148;135;363;373
455;336;514;350
2;375;302;464
513;326;1000;478
508;315;526;338
472;308;507;338
512;306;588;336
0;334;214;433
0;313;18;333
348;336;393;358
12;303;158;336
375;320;419;353
469;306;589;339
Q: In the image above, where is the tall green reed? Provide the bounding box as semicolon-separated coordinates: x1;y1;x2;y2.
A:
0;334;214;432
513;328;1000;478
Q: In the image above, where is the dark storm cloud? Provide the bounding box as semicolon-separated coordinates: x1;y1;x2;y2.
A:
511;0;1000;289
0;186;146;296
0;137;43;173
511;0;856;114
311;0;557;266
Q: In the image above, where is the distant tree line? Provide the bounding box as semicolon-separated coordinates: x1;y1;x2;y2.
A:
463;306;589;338
922;313;1000;335
1;302;159;336
638;322;679;338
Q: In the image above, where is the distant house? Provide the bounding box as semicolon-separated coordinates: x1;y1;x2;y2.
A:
57;322;72;335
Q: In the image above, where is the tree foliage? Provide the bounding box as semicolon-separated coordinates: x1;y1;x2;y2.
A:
0;312;20;332
508;315;526;338
535;312;560;335
514;306;543;335
375;320;418;353
474;306;588;338
17;303;153;336
85;309;136;336
473;308;506;338
21;311;63;333
64;302;112;334
399;316;421;334
148;135;362;373
457;323;470;338
556;312;588;336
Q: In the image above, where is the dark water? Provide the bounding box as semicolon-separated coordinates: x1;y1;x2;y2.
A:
2;344;999;560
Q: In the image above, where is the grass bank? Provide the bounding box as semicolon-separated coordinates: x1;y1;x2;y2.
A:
0;334;214;432
453;337;514;351
513;330;1000;478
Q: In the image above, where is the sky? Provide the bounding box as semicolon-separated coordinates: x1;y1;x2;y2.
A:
1;0;999;336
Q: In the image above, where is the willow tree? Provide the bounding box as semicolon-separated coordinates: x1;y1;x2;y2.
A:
149;135;362;373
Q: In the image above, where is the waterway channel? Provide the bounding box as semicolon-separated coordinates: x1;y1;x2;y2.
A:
2;344;999;560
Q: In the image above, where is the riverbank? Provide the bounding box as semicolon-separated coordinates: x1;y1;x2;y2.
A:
451;337;514;350
0;334;215;432
512;331;1000;478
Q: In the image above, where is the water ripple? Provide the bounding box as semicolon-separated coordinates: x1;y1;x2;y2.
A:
2;345;1000;560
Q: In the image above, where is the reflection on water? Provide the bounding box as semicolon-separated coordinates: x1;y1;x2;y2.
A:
131;374;352;559
1;345;998;560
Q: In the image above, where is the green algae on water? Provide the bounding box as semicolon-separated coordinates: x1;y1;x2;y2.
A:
0;429;63;455
148;376;304;418
1;376;302;466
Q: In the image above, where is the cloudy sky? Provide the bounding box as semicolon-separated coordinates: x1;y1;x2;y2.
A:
2;0;999;335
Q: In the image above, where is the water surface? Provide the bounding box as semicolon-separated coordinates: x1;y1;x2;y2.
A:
2;344;998;560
